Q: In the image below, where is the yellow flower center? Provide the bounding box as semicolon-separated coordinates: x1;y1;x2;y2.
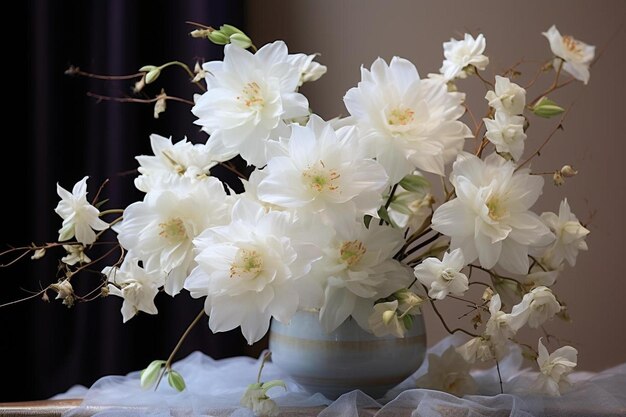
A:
340;240;366;267
159;218;186;243
387;108;415;126
486;195;507;221
230;249;264;279
562;35;583;58
238;81;264;109
302;161;340;192
441;268;458;282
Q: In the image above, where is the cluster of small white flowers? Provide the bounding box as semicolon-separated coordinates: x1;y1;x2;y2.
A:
49;23;594;399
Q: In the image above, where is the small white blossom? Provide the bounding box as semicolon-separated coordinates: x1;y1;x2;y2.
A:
540;199;589;267
415;346;478;396
456;337;494;363
103;258;165;323
368;300;406;338
134;134;236;193
61;244;91;266
535;338;578;396
55;176;109;245
50;280;74;306
388;182;433;230
485;76;526;116
543;25;595;85
484;111;527;161
511;286;561;328
241;385;279;417
432;153;554;274
289;53;327;87
485;294;527;343
414;249;468;300
440;33;489;81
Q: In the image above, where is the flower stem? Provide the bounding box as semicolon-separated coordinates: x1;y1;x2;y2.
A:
154;309;206;390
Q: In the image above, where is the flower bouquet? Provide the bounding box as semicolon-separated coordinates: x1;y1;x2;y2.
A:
4;21;596;407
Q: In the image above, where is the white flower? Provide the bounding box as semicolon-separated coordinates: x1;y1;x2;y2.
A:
241;386;279;417
103;258;165;323
184;199;321;344
55;176;109;245
484;111;527;160
432;153;554;274
440;33;489;81
368;300;406;338
61;244;91;266
50;280;74;306
414;249;468;300
535;338;577;396
317;221;412;333
289;53;327;87
511;286;561;328
134;134;236;193
543;25;595;85
456;336;494;363
485;76;526;116
256;115;388;219
485;294;527;343
192;41;309;166
344;57;472;183
540;199;589;267
114;178;230;296
415;346;478;396
388;180;433;230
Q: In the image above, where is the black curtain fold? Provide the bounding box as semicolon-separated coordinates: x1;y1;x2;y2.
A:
3;0;253;401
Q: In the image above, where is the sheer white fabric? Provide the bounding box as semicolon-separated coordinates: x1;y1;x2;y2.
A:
55;335;626;417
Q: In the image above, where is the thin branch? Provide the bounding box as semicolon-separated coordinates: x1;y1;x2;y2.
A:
423;284;479;338
86;92;194;106
516;102;573;170
65;66;142;80
155;309;206;390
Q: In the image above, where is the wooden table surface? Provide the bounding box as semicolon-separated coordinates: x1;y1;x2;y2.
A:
1;398;623;416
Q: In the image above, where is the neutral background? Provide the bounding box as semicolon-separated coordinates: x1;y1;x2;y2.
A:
248;0;626;372
5;0;625;402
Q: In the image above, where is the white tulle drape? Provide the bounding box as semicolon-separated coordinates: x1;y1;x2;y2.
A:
55;335;626;417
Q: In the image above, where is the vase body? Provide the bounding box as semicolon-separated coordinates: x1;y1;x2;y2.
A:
269;310;426;400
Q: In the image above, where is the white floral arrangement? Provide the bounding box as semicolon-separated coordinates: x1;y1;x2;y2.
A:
5;23;595;404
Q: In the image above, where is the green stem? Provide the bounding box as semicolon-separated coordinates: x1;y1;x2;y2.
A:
155;309;206;390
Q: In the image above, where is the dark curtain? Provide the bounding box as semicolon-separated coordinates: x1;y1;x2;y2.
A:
2;0;259;402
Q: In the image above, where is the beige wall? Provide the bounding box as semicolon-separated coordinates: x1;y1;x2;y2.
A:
248;0;626;371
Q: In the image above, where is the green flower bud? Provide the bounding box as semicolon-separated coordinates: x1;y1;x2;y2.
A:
144;68;161;85
532;97;565;118
399;174;430;193
167;370;186;392
230;33;253;49
208;31;230;45
139;65;158;72
220;24;245;37
140;360;165;389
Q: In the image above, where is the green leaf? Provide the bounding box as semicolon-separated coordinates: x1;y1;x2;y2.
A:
377;206;393;226
140;360;165;389
399;174;430;192
402;314;414;329
167;370;186;392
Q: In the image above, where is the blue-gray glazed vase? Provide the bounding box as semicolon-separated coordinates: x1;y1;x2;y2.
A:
269;310;426;400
